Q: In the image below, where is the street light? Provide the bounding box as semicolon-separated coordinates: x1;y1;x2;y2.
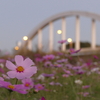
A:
14;46;19;50
67;38;73;48
57;30;62;34
23;36;28;41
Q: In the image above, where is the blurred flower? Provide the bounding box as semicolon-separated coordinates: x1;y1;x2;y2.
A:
69;48;81;54
76;70;85;75
34;84;44;91
86;60;92;66
93;62;98;65
72;66;82;71
82;85;90;89
57;59;68;63
37;74;45;81
0;81;28;94
44;61;53;67
8;58;15;62
53;63;62;68
0;59;6;63
57;52;63;56
0;63;4;68
75;79;82;85
91;68;100;73
65;64;72;69
35;57;43;63
6;55;37;79
58;40;67;44
51;76;55;79
49;81;55;85
49;82;62;86
63;69;72;75
0;77;4;81
83;92;89;97
2;74;10;79
21;78;34;90
93;55;99;59
40;97;46;100
43;54;55;61
42;73;54;77
0;68;5;73
62;74;69;77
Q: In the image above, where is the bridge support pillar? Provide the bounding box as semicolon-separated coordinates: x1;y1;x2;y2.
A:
62;17;66;51
49;22;53;52
38;29;42;51
27;39;32;51
75;16;80;50
91;19;96;49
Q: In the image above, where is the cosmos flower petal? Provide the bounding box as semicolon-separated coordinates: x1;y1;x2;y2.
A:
24;66;37;78
16;73;25;79
21;58;35;68
0;77;4;81
40;97;46;100
22;78;32;84
6;61;16;70
15;55;24;66
17;89;28;94
7;71;16;78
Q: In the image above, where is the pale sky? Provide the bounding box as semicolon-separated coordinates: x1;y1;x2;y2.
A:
1;0;100;52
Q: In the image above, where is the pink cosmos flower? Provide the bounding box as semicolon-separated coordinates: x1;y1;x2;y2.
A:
83;92;89;97
42;73;54;77
49;82;62;86
65;64;72;69
93;55;99;59
6;55;37;79
35;57;43;63
0;77;4;81
58;40;67;44
86;60;92;66
0;81;27;94
0;59;6;63
62;74;69;77
69;48;81;54
57;59;68;63
43;54;55;61
82;85;90;89
34;84;44;91
21;78;34;90
53;63;62;68
63;69;72;75
0;68;5;73
57;52;63;56
40;97;46;100
44;61;53;67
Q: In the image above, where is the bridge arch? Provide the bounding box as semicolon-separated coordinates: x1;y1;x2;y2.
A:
23;11;100;52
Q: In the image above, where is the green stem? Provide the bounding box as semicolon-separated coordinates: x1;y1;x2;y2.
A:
15;79;18;84
69;77;80;100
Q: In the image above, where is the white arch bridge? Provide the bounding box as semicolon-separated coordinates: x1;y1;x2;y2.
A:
21;11;100;53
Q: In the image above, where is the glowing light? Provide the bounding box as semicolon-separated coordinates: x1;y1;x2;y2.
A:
67;38;72;43
23;36;28;41
14;46;19;50
57;30;62;34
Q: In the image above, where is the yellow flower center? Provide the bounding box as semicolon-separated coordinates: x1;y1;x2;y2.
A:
16;66;24;72
8;85;15;89
25;83;30;87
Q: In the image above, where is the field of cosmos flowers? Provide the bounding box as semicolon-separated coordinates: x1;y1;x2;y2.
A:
0;41;100;100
